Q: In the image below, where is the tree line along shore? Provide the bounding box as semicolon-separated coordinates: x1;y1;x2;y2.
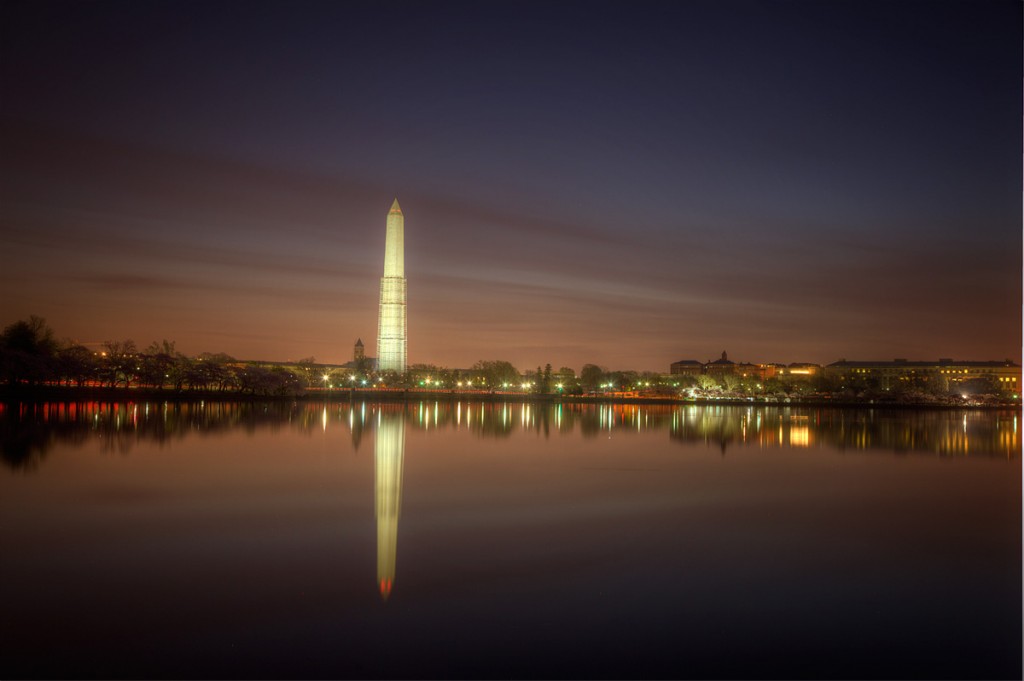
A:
1;316;1017;406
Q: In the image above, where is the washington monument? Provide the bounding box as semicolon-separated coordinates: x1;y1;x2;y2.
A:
377;198;407;372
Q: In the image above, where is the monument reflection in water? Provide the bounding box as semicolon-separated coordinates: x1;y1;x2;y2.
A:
0;399;1020;679
374;409;404;600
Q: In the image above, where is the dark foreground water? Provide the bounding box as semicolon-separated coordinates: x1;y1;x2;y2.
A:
1;401;1020;679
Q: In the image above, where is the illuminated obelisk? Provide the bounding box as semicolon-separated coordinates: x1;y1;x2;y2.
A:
376;198;407;373
375;410;405;600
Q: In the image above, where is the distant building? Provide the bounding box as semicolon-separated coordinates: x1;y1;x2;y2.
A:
670;359;703;376
705;351;735;375
672;353;776;380
783;363;820;377
340;338;375;371
735;362;765;380
824;358;1021;392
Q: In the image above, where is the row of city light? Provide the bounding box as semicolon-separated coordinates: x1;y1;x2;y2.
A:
316;373;686;392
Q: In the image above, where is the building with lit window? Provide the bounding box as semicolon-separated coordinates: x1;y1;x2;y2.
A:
824;358;1021;392
783;363;820;377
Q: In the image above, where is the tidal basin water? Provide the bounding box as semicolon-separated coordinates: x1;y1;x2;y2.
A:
1;401;1020;679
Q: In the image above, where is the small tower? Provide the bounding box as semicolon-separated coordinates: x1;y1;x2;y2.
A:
354;338;365;362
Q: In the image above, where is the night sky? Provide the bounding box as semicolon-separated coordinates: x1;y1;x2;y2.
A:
1;0;1020;371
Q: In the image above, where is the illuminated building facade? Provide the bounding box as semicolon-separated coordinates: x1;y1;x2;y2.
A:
824;358;1021;392
377;199;407;373
784;363;819;377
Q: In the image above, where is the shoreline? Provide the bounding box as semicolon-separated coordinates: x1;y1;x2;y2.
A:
1;385;1017;410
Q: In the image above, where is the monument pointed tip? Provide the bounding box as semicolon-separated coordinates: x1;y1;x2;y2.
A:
389;198;402;214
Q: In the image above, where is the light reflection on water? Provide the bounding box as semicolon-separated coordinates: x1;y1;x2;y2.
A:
0;400;1020;678
375;408;404;601
1;400;1019;472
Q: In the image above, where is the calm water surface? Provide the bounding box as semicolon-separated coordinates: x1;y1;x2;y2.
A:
1;401;1020;679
